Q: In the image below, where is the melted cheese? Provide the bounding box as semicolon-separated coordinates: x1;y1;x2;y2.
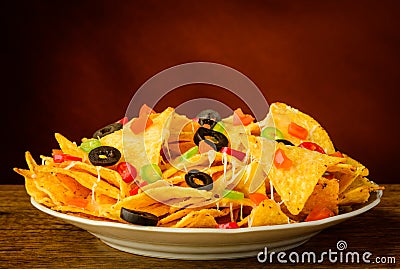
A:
229;202;234;222
91;166;102;203
64;161;77;170
270;180;274;201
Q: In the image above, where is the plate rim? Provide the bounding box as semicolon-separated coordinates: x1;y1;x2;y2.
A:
30;189;383;234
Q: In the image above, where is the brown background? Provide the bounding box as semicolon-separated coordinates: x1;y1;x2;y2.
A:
2;0;400;184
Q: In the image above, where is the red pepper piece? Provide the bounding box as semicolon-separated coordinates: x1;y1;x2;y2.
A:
298;142;326;154
220;147;246;162
53;154;82;163
273;149;292;170
249;193;268;206
217;222;240;229
117;117;129;125
139;104;156;117
117;162;137;183
288;122;308;140
329;151;344;158
233;108;255;126
130;116;153;134
305;205;335;222
129;181;148;196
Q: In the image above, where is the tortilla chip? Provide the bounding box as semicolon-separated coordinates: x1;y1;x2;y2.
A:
122;107;174;172
35;166;120;199
338;186;370;205
173;209;225;228
250;199;289;226
55;173;91;199
327;162;368;193
14;168;51;204
33;172;77;206
159;208;199;225
267;143;343;215
52;161;129;198
343;154;369;177
302;177;339;215
54;133;86;160
111;192;159;215
24;151;38;172
260;102;336;154
338;175;384;206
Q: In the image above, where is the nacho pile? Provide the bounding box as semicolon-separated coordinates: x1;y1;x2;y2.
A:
14;102;384;228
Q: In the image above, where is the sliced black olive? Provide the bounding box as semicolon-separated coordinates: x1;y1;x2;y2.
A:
88;146;121;166
193;127;228;151
93;122;123;139
196;109;221;122
275;139;295;146
198;118;217;129
120;208;158;226
185;169;213;191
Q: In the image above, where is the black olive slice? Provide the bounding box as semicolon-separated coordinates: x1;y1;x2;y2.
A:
185;169;213;191
93;122;123;139
198;118;217;129
196;109;221;122
120;208;158;226
275;139;295;146
193;127;228;151
88;146;121;166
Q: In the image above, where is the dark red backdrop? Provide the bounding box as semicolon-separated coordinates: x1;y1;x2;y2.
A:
3;0;400;184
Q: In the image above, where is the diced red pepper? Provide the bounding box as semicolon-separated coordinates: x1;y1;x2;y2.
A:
130;115;153;134
298;142;326;154
117;162;137;183
217;222;240;229
288;122;308;140
139;104;156;117
129;181;148;196
220;147;246;162
329;151;344;158
233;108;255;126
117;116;129;125
305;205;335;222
273;148;292;170
53;153;82;163
249;193;268;205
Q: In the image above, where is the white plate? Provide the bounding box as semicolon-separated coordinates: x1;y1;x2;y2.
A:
31;190;383;260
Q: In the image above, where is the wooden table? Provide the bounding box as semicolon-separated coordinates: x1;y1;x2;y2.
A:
0;185;398;268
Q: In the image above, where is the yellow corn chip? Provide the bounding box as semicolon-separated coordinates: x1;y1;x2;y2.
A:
35;166;120;200
268;143;343;215
260;102;336;154
52;161;129;198
338;186;370;206
302;177;339;215
54;133;86;160
250;199;289;226
173;209;225;228
14;168;51;204
124;107;174;168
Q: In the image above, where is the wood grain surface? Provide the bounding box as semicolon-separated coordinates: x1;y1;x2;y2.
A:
0;185;398;269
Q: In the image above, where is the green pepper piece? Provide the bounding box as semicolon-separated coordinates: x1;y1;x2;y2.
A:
140;164;162;183
223;189;245;200
79;138;101;153
212;121;227;136
261;127;284;140
180;146;198;162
